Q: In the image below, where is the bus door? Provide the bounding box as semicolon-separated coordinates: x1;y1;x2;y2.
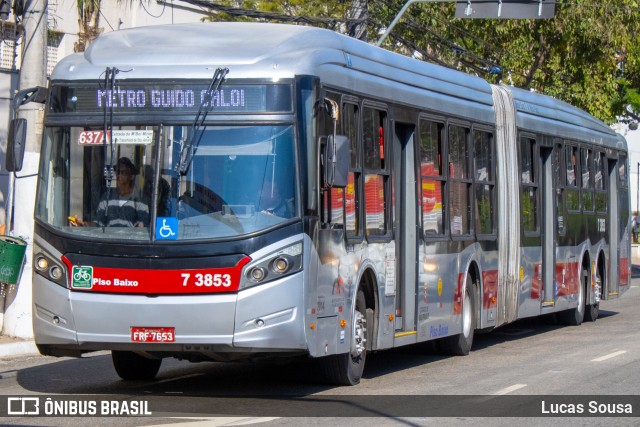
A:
395;122;418;337
607;153;622;298
541;143;557;307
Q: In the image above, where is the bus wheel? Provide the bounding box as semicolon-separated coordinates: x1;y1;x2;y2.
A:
585;265;601;322
559;267;586;326
319;289;367;386
112;351;162;380
440;275;475;356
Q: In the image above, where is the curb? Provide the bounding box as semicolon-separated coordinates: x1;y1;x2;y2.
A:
0;340;38;357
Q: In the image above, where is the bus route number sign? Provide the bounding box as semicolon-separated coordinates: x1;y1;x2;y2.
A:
130;327;175;343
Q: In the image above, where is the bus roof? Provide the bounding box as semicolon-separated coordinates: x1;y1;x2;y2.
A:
53;22;493;108
52;22;623;150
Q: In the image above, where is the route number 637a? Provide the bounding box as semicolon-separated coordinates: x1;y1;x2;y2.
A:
181;273;232;287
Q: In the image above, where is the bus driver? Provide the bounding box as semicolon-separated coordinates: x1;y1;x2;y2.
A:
71;157;150;228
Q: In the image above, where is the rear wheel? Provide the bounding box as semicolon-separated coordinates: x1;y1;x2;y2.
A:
585;263;602;322
319;289;367;386
440;275;475;356
559;266;587;326
112;351;162;380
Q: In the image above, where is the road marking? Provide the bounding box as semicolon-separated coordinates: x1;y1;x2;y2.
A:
591;350;627;362
493;383;527;395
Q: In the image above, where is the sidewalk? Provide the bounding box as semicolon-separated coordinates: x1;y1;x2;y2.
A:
0;334;38;357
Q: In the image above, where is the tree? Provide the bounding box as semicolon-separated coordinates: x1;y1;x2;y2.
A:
369;0;640;123
74;0;102;52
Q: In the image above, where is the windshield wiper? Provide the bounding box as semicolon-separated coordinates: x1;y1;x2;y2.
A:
101;67;119;229
177;67;229;175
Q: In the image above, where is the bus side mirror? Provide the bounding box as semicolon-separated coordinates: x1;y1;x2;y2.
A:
324;134;349;188
6;118;27;172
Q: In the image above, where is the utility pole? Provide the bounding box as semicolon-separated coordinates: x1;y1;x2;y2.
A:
2;0;47;338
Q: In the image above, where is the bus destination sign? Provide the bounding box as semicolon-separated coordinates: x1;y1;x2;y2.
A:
49;82;292;114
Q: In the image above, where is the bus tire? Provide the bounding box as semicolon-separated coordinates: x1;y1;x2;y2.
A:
559;267;587;326
585;301;599;322
440;275;475;356
319;289;367;386
112;351;162;380
585;265;601;322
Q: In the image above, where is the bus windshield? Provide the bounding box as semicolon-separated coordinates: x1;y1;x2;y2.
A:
35;124;297;241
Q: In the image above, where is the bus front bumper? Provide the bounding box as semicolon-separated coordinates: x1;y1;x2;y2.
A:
32;272;307;358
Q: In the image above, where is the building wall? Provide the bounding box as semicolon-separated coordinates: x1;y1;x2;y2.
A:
623;126;640;216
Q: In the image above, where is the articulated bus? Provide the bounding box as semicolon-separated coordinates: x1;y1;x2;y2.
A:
12;23;630;385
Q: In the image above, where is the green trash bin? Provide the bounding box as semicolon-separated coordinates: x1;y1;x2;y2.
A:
0;235;27;285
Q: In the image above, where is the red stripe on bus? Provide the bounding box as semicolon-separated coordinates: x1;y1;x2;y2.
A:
62;256;251;294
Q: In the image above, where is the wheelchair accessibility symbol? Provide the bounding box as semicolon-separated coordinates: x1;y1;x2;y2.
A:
156;217;178;240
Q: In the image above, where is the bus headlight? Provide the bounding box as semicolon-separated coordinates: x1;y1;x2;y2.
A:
249;267;266;282
241;241;303;289
33;243;68;288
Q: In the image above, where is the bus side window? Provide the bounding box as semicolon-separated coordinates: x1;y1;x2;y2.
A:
473;130;495;236
419;118;445;237
344;102;361;239
363;107;389;239
448;124;471;236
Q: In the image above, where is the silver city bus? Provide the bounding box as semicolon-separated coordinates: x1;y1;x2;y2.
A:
10;22;630;385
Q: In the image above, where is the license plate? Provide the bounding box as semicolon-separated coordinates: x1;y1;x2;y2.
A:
131;327;175;343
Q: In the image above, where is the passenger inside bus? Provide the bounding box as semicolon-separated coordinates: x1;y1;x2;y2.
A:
71;157;149;228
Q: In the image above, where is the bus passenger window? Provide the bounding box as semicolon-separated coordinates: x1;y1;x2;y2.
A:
419;119;445;236
448;125;471;236
594;151;607;213
520;136;538;233
581;148;593;211
363;108;386;170
474;130;494;235
343;103;362;239
565;145;580;211
363;106;389;239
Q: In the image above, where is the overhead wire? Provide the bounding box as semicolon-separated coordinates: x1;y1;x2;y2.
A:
369;0;550;84
176;0;366;27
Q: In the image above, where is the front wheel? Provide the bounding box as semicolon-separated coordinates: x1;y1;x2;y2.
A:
112;351;162;380
440;275;476;356
319;289;367;386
